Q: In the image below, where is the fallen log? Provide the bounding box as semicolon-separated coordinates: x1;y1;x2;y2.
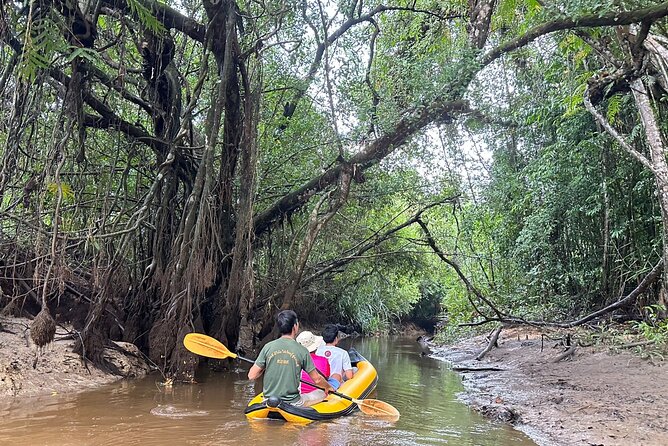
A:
452;366;506;372
618;340;655;349
476;325;503;360
552;345;577;363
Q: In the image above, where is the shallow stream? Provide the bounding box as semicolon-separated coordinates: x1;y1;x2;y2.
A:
0;336;536;445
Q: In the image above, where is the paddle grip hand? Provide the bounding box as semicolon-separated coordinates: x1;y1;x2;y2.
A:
302;380;349;402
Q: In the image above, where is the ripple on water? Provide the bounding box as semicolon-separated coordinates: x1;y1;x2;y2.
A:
149;404;209;418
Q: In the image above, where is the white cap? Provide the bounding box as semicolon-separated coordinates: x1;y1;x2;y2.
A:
296;330;324;352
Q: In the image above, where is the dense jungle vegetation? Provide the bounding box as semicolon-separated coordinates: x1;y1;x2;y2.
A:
2;0;668;378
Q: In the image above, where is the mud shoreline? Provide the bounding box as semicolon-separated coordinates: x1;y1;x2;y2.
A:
0;317;150;399
429;326;668;446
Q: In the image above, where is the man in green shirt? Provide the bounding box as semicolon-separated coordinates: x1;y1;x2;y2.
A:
248;310;334;406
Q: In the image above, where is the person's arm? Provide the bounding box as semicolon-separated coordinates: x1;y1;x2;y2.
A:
248;344;268;380
248;364;264;380
307;368;334;393
342;352;354;380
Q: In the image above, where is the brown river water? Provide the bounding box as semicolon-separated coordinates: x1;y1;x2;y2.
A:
0;337;536;445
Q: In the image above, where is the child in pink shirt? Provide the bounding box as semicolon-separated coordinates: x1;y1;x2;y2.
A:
301;352;330;393
296;330;338;393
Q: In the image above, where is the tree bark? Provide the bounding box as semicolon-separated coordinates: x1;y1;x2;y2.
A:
467;0;497;49
630;77;668;307
226;65;260;355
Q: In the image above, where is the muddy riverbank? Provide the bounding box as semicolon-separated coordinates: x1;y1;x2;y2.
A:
430;326;668;446
0;317;150;398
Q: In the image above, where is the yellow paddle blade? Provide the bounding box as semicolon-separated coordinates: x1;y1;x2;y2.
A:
183;333;238;360
354;398;400;419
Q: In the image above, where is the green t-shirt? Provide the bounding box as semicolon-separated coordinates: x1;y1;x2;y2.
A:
255;337;315;404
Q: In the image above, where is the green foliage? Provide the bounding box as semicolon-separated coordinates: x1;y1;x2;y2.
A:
327;201;429;332
631;306;668;345
19;15;67;81
410;280;444;327
3;0;668;355
66;47;99;64
493;0;543;32
126;0;166;34
606;94;623;123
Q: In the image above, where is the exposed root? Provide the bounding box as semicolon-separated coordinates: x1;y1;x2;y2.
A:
30;307;56;348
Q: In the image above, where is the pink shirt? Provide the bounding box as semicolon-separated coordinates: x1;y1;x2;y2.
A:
300;353;330;393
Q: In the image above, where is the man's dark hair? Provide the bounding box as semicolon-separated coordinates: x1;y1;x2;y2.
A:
276;310;298;335
322;324;339;343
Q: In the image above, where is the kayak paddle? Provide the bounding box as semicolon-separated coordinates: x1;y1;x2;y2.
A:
183;332;400;419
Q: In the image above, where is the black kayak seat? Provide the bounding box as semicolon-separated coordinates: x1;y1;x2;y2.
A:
348;347;363;366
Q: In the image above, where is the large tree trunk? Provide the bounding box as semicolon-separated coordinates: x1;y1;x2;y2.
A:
467;0;498;49
223;61;261;355
145;0;243;379
631;77;668;308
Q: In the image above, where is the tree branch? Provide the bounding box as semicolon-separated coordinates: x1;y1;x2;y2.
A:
583;86;655;173
416;218;505;320
482;2;668;67
100;0;206;42
280;4;463;124
254;100;472;236
302;197;459;284
461;260;663;329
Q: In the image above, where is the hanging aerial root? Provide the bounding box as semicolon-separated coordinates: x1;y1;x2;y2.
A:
30;306;56;349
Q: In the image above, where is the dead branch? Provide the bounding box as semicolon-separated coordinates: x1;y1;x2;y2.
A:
552;345;577;363
417;218;505;320
452;366;505;372
556;260;663;328
303;197;459;285
461;260;663;329
476;325;503;361
618;340;655;348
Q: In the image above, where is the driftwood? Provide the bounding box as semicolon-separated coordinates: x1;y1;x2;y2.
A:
476;325;503;361
452;366;505;372
552;345;577;363
618;340;655;349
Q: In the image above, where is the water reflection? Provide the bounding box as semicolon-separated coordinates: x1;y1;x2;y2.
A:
0;337;536;446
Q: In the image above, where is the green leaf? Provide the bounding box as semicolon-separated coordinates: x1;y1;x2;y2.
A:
126;0;166;34
67;47;99;63
606;95;622;123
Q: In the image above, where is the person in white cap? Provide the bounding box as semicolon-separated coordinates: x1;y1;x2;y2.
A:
296;330;335;393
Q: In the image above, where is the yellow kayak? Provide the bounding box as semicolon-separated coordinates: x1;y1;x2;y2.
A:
244;350;377;423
